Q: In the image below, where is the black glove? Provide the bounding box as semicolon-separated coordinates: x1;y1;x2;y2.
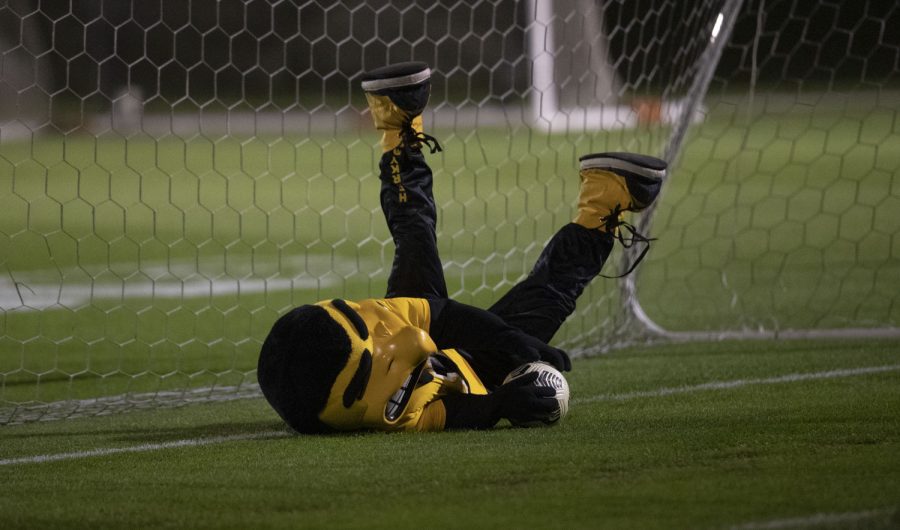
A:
492;371;559;425
441;372;560;429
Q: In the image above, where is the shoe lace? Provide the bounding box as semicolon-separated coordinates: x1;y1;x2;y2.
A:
599;205;656;278
400;123;443;154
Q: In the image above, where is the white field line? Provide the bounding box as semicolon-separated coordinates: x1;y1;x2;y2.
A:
1;384;263;425
0;254;387;311
729;508;894;529
572;364;900;405
0;431;290;466
3;364;898;466
0;275;330;311
0;251;530;311
5;364;898;425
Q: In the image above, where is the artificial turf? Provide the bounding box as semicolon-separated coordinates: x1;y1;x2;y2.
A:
2;338;898;529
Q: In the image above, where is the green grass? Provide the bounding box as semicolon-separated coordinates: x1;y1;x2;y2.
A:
1;103;899;405
2;339;899;529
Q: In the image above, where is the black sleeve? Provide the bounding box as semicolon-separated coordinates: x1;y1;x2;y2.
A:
440;393;500;430
427;298;571;372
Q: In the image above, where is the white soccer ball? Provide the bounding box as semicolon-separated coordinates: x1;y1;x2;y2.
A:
502;361;570;427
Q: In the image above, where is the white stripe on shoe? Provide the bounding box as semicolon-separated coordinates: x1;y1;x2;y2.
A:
361;68;432;91
579;155;667;180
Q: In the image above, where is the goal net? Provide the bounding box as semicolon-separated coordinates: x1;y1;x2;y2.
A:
1;0;898;423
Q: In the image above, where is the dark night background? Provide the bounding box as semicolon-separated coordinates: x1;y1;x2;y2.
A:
1;0;897;120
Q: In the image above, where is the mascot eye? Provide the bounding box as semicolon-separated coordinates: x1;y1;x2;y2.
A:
331;299;369;339
343;349;372;408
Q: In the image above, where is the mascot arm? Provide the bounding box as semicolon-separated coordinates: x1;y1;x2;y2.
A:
439;372;557;429
440;393;499;430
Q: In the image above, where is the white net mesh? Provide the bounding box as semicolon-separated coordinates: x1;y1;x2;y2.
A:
635;0;900;339
1;0;897;423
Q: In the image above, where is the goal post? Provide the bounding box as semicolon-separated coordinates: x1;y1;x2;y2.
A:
620;0;743;344
629;0;900;345
526;0;622;131
1;0;898;424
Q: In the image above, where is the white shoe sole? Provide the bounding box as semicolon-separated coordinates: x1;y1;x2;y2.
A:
580;155;666;181
361;68;431;92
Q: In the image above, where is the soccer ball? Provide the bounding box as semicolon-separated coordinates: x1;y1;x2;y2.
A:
502;361;570;426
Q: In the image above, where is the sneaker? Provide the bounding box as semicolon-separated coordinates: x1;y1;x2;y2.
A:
575;152;667;276
574;152;666;230
361;62;441;153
